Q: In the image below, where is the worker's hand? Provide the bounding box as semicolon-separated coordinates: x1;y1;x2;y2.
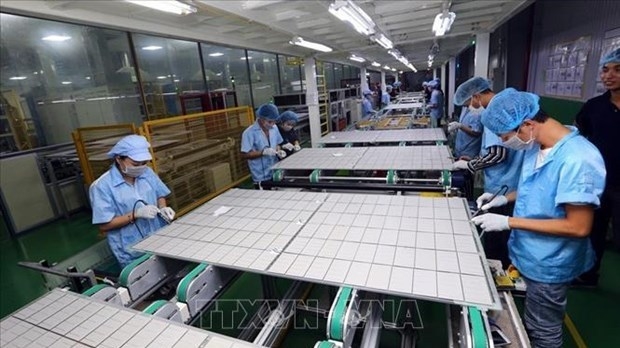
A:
159;207;175;221
294;144;301;152
262;147;277;156
276;150;287;159
476;193;508;210
448;121;462;133
281;143;295;151
134;205;159;219
451;159;469;171
471;213;510;232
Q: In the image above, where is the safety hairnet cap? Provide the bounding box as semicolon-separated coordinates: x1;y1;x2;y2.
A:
454;77;491;106
600;48;620;67
279;110;299;123
393;81;402;87
422;81;428;87
363;89;372;96
386;85;393;92
428;80;439;88
256;103;280;121
107;135;152;161
481;88;540;135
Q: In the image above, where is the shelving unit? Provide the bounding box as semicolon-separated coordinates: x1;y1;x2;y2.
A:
0;90;37;153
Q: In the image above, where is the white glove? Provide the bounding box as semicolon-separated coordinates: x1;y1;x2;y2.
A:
451;159;469;171
159;207;175;221
281;143;295;151
276;150;287;159
262;147;277;156
448;121;462;133
294;144;301;152
471;213;510;232
476;193;509;210
134;205;159;219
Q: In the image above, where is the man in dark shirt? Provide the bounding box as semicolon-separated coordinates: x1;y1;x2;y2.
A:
574;48;620;287
277;110;302;157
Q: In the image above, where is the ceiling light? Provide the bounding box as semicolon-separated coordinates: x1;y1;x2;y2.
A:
41;35;71;42
388;49;401;60
125;1;197;15
9;76;27;80
371;62;381;67
370;33;393;49
157;76;168;79
383;65;391;70
61;81;72;85
432;11;456;37
241;56;253;60
142;45;163;50
349;55;365;63
399;71;403;74
289;36;332;52
85;76;91;80
209;52;224;57
391;68;396;71
329;0;376;36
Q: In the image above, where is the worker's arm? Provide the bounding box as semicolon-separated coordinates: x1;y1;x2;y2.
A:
508;204;594;238
157;197;167;209
458;125;482;137
97;213;135;233
240;150;262;160
467;145;507;172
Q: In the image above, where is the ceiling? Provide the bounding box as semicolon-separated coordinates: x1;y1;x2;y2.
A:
1;0;533;72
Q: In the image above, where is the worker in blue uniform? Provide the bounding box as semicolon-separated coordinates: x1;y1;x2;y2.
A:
574;48;620;287
89;135;175;268
452;78;526;267
241;103;286;188
448;102;483;200
277;110;302;157
361;89;374;117
428;79;444;127
381;85;392;108
471;89;606;348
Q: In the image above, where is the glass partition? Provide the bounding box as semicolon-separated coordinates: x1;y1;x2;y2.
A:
0;13;142;148
201;44;252;107
334;64;344;89
278;55;303;94
323;62;335;90
247;50;279;106
132;34;204;118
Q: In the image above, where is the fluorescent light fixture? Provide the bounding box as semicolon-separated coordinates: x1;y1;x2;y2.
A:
157;76;168;79
399;71;403;74
209;52;224;57
241;56;253;60
173;79;180;82
370;33;393;49
349;55;365;63
391;68;396;71
42;35;71;42
142;45;163;51
61;81;72;85
289;36;333;52
329;0;376;36
383;65;391;70
432;11;456;37
388;49;401;60
9;76;27;80
85;76;91;80
125;1;197;15
371;61;381;67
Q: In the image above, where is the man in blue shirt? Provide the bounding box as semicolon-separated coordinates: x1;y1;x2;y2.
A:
361;89;374;117
574;48;620;287
472;89;606;348
449;107;483;159
241;103;286;188
428;80;444;127
90;135;174;267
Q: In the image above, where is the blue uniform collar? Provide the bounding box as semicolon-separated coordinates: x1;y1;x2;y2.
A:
524;126;579;172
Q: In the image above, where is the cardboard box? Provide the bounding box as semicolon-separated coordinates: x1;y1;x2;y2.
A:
205;162;232;192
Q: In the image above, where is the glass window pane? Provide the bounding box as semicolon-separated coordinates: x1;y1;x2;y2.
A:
0;13;142;149
247;50;279;106
334;64;344;88
322;62;335;89
201;44;252;107
278;55;303;94
132;34;204;118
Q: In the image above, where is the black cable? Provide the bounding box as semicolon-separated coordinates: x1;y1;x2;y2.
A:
132;199;148;238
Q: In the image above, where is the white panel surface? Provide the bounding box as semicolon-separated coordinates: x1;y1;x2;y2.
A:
317;129;446;144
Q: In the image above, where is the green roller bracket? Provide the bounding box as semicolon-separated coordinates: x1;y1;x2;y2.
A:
272;169;283;182
82;284;109;297
386;170;397;184
177;263;208;302
468;307;488;348
436;140;444;145
310;170;321;183
441;170;451;188
315;341;337;348
119;253;152;287
329;287;353;341
143;300;170;315
399;141;407;147
344;143;353;148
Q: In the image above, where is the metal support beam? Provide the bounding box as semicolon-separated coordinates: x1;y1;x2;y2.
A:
304;57;321;148
448;57;456;117
474;32;490;78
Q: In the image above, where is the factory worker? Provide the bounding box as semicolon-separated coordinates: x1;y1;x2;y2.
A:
471;89;605;348
362;89;374;117
381;85;392;107
452;78;526;267
277;110;302;157
427;80;444;127
241;103;286;188
448;101;483;200
89;135;175;268
422;81;431;103
573;48;620;287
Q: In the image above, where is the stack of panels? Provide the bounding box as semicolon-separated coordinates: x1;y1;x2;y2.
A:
0;289;261;348
134;189;501;310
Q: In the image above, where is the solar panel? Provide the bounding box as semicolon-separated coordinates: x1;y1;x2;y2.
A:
0;289;262;348
317;129;446;144
134;189;501;310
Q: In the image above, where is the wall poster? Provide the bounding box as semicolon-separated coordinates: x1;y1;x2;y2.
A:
544;36;590;99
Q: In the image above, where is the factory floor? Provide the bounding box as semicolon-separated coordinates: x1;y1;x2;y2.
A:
1;211;618;347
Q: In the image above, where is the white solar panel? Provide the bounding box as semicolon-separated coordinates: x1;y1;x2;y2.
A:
271;147;366;170
134;190;501;310
317;129;446;144
0;289;261;348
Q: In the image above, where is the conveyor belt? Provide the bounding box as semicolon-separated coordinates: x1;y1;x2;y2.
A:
134;189;501;310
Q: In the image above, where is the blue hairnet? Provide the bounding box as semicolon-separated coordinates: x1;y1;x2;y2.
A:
600;48;620;67
481;88;540;134
386;85;393;92
428;80;439;89
107;135;152;161
363;89;372;96
279;110;298;124
256;103;280;121
422;81;428;87
454;77;491;106
393;81;402;87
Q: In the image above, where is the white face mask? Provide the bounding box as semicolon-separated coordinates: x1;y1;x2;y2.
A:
122;164;147;177
468;105;485;115
502;127;535;151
